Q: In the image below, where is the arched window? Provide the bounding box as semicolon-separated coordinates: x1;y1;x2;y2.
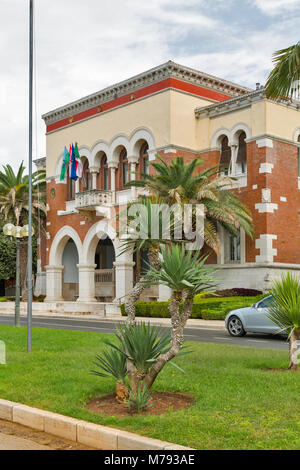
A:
236;132;247;175
140;142;149;175
120;148;128;188
219;136;231;175
82;159;91;191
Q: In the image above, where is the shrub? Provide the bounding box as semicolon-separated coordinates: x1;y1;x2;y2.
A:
203;288;263;298
125;386;153;413
121;295;266;321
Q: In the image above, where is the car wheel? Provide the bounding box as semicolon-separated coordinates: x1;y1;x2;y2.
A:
227;315;246;337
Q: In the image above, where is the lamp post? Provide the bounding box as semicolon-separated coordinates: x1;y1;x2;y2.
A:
2;223;34;327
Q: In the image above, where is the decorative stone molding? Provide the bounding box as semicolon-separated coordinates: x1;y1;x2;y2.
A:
195;88;300;119
42;61;250;126
34;157;46;169
256;138;273;148
259;162;274;174
256;234;277;263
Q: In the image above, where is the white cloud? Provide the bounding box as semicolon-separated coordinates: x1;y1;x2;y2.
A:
253;0;300;15
0;0;300;173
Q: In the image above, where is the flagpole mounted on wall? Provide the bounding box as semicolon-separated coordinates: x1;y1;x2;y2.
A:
27;0;34;352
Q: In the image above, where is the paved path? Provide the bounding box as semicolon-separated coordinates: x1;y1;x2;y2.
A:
0;432;49;450
0;314;288;351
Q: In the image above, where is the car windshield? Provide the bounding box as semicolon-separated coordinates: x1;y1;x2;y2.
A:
257;296;274;308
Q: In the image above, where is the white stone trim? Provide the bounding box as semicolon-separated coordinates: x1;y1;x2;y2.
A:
259;162;274;174
49;226;83;265
255;202;278;213
293;127;300;143
256;138;273;148
90;140;109;167
109;134;130;166
255;234;277;263
129;127;155;162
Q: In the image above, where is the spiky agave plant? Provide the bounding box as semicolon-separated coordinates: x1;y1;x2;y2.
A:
91;348;128;401
104;322;174;392
266;273;300;371
125;385;153;413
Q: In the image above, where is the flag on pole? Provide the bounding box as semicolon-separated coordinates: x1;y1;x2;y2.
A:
74;142;83;178
70;144;78;180
60;146;70;181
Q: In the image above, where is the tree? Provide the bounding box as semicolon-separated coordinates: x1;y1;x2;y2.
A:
0;229;16;281
267;273;300;371
265;42;300;100
93;244;217;398
0;163;46;299
121;156;253;321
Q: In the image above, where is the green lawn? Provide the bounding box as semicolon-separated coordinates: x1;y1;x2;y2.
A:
0;325;299;450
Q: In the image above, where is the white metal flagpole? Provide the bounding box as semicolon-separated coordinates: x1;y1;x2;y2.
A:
27;0;34;352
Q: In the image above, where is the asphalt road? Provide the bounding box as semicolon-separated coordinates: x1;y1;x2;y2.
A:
0;315;289;350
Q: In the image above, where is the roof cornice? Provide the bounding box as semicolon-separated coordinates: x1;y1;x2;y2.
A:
42;61;251;126
195;88;300;118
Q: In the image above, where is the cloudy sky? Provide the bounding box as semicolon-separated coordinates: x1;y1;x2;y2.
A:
1;0;300;171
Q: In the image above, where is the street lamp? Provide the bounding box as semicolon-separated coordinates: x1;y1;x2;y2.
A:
2;223;34;327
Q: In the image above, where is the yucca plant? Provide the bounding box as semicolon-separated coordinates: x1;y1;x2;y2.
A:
139;243;217;389
125;385;153;413
104;322;174;391
91;348;129;401
266;273;300;371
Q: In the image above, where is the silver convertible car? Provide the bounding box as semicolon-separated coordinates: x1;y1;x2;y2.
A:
225;295;282;337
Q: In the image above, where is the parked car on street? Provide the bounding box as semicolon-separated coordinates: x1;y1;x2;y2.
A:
225;295;282;337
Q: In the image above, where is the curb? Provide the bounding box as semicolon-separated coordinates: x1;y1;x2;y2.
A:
0;312;226;331
0;399;193;450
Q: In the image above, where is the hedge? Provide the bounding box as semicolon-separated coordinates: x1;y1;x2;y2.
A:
120;294;266;321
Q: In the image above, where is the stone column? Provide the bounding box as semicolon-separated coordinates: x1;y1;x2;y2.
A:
130;162;137;200
75;179;80;194
89;166;99;190
113;251;135;302
77;264;97;302
229;144;237;177
128;156;139;200
45;265;64;301
109;163;118;204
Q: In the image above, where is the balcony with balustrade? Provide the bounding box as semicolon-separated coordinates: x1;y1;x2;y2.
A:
74;189;113;221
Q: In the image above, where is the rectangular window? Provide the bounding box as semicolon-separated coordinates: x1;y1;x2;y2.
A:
69;178;75;200
104;168;109;190
86;172;91;190
229;231;241;262
143;157;149;175
123;162;129;185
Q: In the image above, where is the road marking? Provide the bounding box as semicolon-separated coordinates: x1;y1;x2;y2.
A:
213;336;232;340
246;339;269;343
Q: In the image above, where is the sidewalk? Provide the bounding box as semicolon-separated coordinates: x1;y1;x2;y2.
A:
0;432;50;450
0;310;225;330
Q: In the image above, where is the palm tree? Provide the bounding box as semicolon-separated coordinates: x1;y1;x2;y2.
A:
126;156;253;252
118;197;174;323
120;156;253;321
0;162;46;299
267;273;300;371
265;42;300;100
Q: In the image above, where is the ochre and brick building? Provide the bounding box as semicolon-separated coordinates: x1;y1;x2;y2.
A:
38;61;300;310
